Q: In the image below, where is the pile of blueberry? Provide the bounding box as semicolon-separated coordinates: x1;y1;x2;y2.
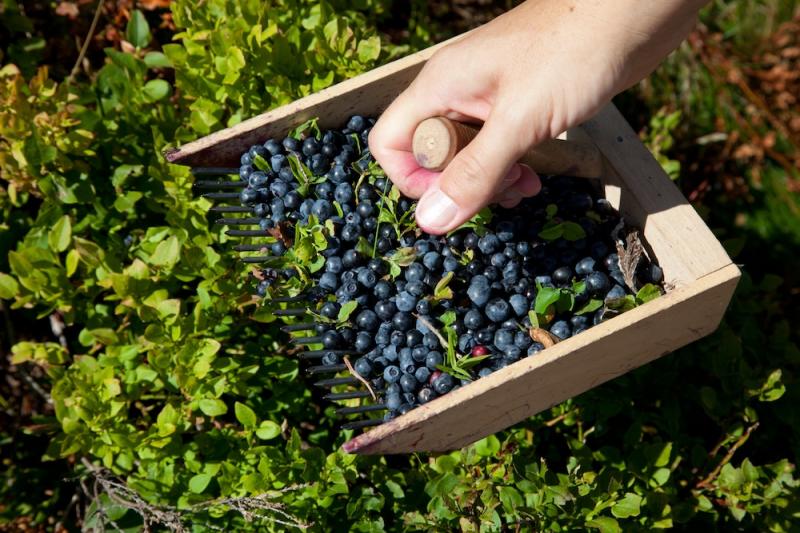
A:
228;115;664;424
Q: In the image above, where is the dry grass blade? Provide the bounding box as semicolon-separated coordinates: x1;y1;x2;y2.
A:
616;230;644;292
529;327;560;348
415;314;448;350
343;356;377;402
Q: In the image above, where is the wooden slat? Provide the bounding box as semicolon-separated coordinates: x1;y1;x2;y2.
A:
164;34;469;168
342;263;740;455
580;105;733;288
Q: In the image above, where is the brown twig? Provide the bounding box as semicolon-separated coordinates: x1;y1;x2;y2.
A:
695;422;760;489
343;356;377;402
67;0;105;83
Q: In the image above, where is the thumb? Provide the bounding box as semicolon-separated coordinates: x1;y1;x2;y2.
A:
414;116;525;234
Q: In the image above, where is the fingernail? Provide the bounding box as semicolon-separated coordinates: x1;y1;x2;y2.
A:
416;188;458;230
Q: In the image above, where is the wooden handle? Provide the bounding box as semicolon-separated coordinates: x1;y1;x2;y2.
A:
412;117;603;178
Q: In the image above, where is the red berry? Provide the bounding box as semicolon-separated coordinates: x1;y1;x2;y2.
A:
429;370;442;385
471;345;490;356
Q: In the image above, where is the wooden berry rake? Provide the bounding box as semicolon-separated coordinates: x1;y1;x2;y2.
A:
166;35;740;455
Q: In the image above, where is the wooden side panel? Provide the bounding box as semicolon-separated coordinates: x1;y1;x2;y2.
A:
581;105;733;288
164;36;466;168
343;264;740;455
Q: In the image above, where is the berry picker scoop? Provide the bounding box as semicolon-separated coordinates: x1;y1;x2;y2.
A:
412;116;603;178
166;34;739;455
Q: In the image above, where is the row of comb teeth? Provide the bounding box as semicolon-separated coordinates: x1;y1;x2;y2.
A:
193;167;387;430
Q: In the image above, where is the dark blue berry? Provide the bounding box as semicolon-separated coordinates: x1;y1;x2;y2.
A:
485;298;511;323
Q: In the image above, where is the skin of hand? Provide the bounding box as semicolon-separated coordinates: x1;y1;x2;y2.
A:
368;0;708;235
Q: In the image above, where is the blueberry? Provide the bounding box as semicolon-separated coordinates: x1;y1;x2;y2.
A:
282;137;301;152
355;330;374;352
415;299;431;315
575;257;596;276
383;365;401;384
423;251;443;271
269;154;287;172
478;367;494;378
353;357;372;377
386;392;402;410
239;187;258;205
432;373;455;395
414;365;431;384
342;249;362;269
311;199;333;220
320;301;340;319
553;266;573;285
458;334;476;353
405;263;426;283
609;269;626;287
240;152;253;166
604;253;620;271
463;232;480;250
476;328;494;345
396;291;417;312
400;373;419;393
301;137;320;156
356;310;379;332
356;201;374;218
426;351;443;370
550;320;572;340
504;346;522;361
464;309;484;330
467;275;491;307
322;351;339;365
494;328;515;349
586;272;611;296
478;234;501;255
417;387;435;404
509;294;529;317
605;284;627;302
325;256;343;274
485;298;511;323
590;241;609;259
319;272;338;291
392;312;414;332
270;241;286;256
239;165;254;180
527;342;545;356
647;263;664;284
570;315;589;330
373;280;392;300
484;266;500;281
347;115;367;132
514;330;532;350
406;330;424;348
309;153;330;175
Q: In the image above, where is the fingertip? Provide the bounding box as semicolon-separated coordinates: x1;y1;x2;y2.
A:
515;164;542;197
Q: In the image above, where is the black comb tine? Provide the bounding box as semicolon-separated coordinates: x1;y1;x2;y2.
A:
272;294;310;304
314;377;360;388
324;390;381;401
290;336;322;345
341;419;383;430
281;323;314;333
191;167;239;176
194;180;246;189
299;350;355;358
273;308;308;317
241;255;279;263
210;206;252;213
215;217;261;225
234;243;269;251
336;404;387;416
226;229;268;237
202;192;242;200
306;364;348;375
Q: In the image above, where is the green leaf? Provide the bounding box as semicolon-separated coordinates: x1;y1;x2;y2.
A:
142;79;171;102
576;299;604;315
253;153;271;172
188;473;212;494
356;35;381;62
234;402;257;428
474;435;500;457
611;492;642;518
605;294;637;312
586;516;621;533
534;287;562;314
538;222;563;241
433;272;454;300
144;51;172;68
150;236;180;267
198;399;227;417
498;486;523;513
48;215;72;252
256;421;281;440
338;300;358;323
636;283;662;304
126;10;151;48
561;221;586;241
0;273;19;299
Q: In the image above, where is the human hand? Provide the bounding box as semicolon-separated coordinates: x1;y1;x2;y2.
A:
368;0;706;234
